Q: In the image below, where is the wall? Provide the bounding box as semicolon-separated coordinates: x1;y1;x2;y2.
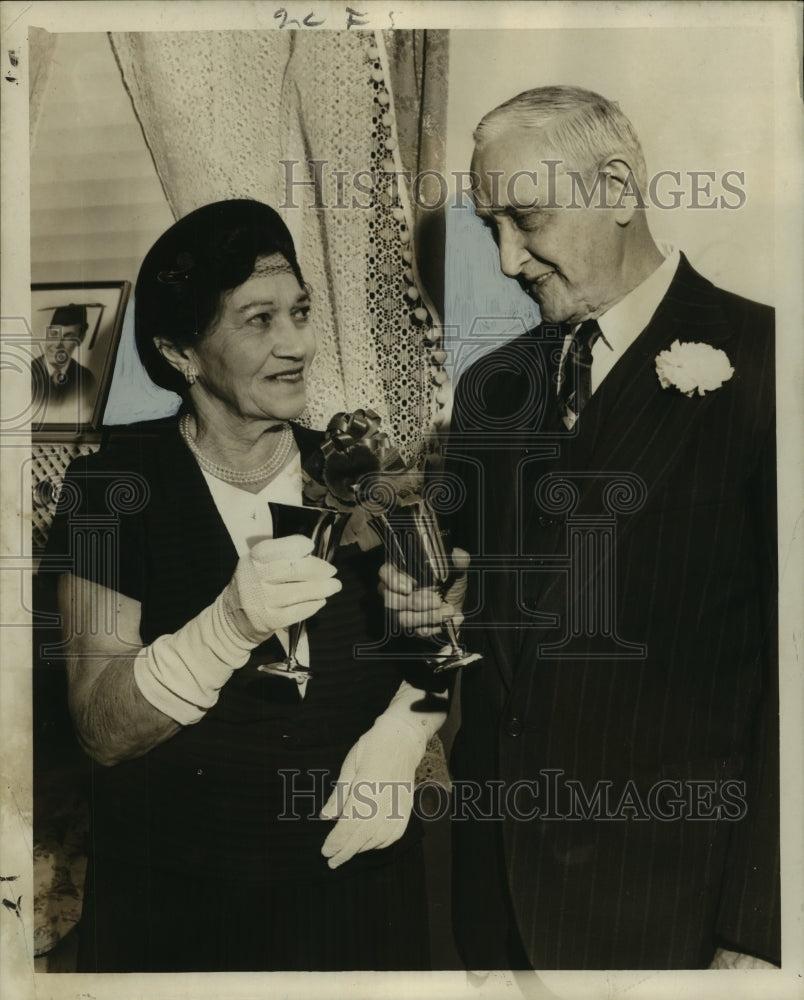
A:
31;32;173;288
31;32;178;423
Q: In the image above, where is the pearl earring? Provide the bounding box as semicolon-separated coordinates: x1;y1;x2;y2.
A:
184;365;198;386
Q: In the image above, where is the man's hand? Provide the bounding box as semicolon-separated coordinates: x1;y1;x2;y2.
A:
709;947;779;969
379;547;470;638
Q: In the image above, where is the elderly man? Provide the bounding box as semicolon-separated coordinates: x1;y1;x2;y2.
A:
385;86;779;970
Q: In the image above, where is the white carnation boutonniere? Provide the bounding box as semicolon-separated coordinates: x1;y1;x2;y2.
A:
655;340;734;397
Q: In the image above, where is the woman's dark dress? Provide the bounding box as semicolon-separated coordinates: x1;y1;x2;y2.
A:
44;417;429;972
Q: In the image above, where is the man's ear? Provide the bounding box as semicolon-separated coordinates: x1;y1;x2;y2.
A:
600;156;647;225
153;337;195;375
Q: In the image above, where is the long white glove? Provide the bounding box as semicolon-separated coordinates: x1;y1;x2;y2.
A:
133;535;340;725
320;681;448;868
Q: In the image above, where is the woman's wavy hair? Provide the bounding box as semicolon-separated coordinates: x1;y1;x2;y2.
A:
135;199;305;396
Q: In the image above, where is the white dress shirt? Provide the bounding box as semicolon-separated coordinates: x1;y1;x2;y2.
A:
561;242;680;398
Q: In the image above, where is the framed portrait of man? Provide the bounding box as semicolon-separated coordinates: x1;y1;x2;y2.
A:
30;281;130;435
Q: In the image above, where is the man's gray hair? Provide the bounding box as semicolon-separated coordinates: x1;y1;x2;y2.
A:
474;85;646;185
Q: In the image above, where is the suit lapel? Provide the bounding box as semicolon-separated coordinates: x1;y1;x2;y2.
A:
520;255;738;635
573;255;733;487
496;331;566;690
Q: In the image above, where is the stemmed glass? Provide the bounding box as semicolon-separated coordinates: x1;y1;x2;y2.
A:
256;502;346;684
366;487;482;673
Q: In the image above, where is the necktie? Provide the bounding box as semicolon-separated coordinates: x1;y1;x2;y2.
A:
556;320;602;427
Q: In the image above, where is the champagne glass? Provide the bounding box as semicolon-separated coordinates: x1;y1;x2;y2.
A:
364;485;482;673
256;502;346;683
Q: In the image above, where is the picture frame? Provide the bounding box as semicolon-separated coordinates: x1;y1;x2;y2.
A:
30;280;130;437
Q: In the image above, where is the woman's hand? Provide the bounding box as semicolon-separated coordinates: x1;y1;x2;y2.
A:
222;534;342;645
133;534;341;728
320;682;448;868
65;536;342;765
319;717;422;868
379;547;469;638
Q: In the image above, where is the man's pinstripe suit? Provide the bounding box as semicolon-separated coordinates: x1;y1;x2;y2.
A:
447;255;779;969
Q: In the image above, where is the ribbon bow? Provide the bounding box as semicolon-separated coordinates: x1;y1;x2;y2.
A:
301;409;423;550
320;409;402;469
322;411;406;502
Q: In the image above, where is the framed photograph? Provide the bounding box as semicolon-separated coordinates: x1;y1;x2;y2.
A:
30;280;130;435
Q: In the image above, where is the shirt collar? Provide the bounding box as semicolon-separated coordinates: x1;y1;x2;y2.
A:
40;354;62;378
596;242;680;354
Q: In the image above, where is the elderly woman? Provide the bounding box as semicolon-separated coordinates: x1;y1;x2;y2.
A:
44;200;446;972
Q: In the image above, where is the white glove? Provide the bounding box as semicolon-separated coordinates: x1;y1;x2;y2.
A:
320;681;448;868
134;534;340;725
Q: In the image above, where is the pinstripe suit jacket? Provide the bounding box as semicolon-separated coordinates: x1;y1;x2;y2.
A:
447;255;779;969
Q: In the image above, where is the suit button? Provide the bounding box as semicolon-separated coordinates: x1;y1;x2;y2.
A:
506;716;524;737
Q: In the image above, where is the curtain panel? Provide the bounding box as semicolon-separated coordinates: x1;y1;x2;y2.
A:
383;30;449;321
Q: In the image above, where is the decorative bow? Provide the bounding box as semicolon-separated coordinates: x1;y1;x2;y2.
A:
302;409;422;549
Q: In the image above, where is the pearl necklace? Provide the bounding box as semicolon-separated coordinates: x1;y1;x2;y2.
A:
179;413;294;485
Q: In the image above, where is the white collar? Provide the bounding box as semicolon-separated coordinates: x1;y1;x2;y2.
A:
595;242;680;354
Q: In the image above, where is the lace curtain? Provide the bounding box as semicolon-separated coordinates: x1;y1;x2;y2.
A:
109;29;449;463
